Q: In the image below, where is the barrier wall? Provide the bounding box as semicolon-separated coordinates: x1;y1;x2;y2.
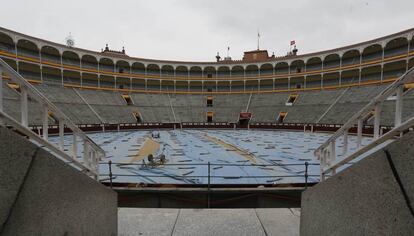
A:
0;126;117;236
300;131;414;235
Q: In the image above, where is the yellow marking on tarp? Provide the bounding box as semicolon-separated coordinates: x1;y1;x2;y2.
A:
203;133;257;164
130;137;160;162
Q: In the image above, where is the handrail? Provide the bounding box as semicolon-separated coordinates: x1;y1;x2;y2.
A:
322;116;414;174
0;111;91;172
100;161;318;186
0;58;105;179
314;67;414;181
315;67;414;152
100;162;320;167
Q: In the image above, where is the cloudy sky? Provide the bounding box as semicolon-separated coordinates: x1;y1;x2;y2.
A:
1;0;413;62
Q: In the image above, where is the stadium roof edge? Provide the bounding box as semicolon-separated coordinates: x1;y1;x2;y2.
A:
0;25;413;66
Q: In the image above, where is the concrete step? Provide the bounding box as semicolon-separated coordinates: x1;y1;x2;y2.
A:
118;208;300;236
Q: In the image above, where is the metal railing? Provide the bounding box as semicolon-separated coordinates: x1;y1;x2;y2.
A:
100;161;320;187
314;67;414;181
0;58;105;179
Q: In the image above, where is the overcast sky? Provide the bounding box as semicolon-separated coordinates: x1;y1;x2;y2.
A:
1;0;413;62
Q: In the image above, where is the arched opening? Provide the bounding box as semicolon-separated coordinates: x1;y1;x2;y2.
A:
161;65;174;77
323;72;340;87
117;77;131;90
147;64;160;76
291;60;305;74
116;60;130;74
323;54;340;69
0;32;15;54
81;55;98;70
175;81;188;91
231;80;244;92
115;60;130;89
217;66;230;77
260;63;273;75
217;81;230;91
42;66;62;85
383;60;407;80
342;50;360;67
360;65;381;82
176;66;188;78
41;46;60;64
17;39;39;59
131;78;146;90
100;75;115;88
384;37;409;58
260;79;273;91
99;58;114;72
0;58;17;71
204;66;216;78
161;80;174;91
341;69;360;85
245;65;259;77
306;75;322;88
190;66;202;78
245;80;259;91
274;78;288;90
63;70;81;85
362;44;382;62
231;66;244;78
146;79;160;90
62;51;80;67
131;62;145;75
204;81;216;92
82;73;99;87
19;62;41;81
410;36;414;53
189;81;202;91
290;76;304;90
275;62;289;75
306;57;322;71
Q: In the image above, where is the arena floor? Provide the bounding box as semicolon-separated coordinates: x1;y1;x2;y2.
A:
49;130;374;184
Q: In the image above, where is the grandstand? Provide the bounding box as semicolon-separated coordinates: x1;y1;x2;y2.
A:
0;26;413;127
0;25;414;235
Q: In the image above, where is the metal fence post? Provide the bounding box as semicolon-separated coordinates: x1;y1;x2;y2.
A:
20;86;28;127
373;104;382;140
42;105;48;140
72;134;77;159
207;162;211;208
305;162;309;189
59;120;64;151
357;119;363;149
208;162;211;189
395;85;403;127
109;160;113;189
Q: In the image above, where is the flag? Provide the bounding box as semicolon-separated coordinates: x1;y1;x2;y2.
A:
290;40;296;46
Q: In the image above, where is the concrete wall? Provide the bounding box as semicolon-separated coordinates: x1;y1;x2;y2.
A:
300;131;414;236
116;187;303;208
0;126;117;236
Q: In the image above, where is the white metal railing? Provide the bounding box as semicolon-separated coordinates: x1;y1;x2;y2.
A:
0;58;105;179
314;67;414;181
